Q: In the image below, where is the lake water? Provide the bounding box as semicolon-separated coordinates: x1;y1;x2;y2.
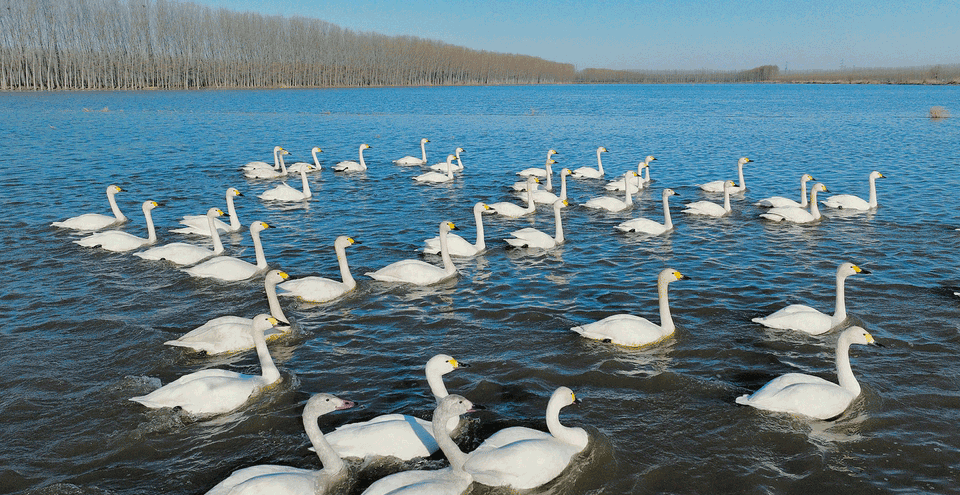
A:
2;83;959;494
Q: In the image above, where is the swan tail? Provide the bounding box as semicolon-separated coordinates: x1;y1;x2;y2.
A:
735;394;752;405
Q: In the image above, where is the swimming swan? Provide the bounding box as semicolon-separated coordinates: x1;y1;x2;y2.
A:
334;144;371;172
365;222;459;285
735;326;883;420
52;184;127;231
584;171;638;212
821;171;886;210
517;148;559;178
429;147;464;171
423;203;492;257
512;159;556;194
414;154;457;183
172;187;243;236
242;146;287;173
759;183;828;223
755;174;816;208
751;262;870;335
490;177;537;218
278;236;358;302
526;167;571;204
605;155;655;192
616;188;677;235
130;314;284;416
683;180;735;217
286;147;323;174
182;221;272;281
505;199;568;250
572;268;688;346
259;164;315;201
700;157;751;193
204;393;357;495
135;208;225;265
75;200;159;252
244;147;291;179
394;138;430;166
571;146;607;179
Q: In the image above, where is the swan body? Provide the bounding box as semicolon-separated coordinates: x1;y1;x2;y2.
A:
512;158;556;193
684;180;735;217
334;144;371;172
760;183;828;223
755;174;815;208
423;203;492;257
505;199;568;250
429;147;464;171
182;221;272;281
517;148;559;178
527;167;571;204
205;393;356;495
572;268;688;346
752;262;870;335
242;146;287;172
584;171;638;212
605;155;656;192
490;177;537;218
259;164;315;201
286;147;323;174
135;208;225;265
616;188;677;235
52;184;126;230
75;200;159;252
130;315;284;416
822;171;886;210
571;146;607;179
736;326;883;420
394;138;430;166
244;147;290;179
278;236;358;302
366;222;459;285
172;187;243;236
700;157;751;193
414;154;457;183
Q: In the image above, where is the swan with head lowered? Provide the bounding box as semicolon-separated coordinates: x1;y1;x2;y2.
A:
736;326;883;420
52;184;126;231
572;268;688;346
429;147;465;171
760;183;828;223
244;147;291;179
135;208;225;265
683;180;735;217
584;171;638;212
752;262;870;335
278;236;359;302
182;221;272;282
517;148;559;178
334;144;372;172
571;146;607;179
616;188;677;235
606;155;656;192
204;393;357;495
821;171;886;210
505;199;568;250
286;146;323;174
259;164;316;201
700;157;752;193
366;222;459;285
423;203;492;257
414;154;457;183
490;177;537;218
172;187;243;236
394;138;430;166
75;200;159;252
755;173;816;208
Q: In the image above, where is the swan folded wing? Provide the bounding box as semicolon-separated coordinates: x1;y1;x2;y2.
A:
736;375;854;419
75;231;148;252
822;194;869;210
615;218;663;234
584;197;624;211
334;161;363;172
571;167;601;178
488;202;526;217
259;183;302;201
52;213;118;231
177;214;231;234
759;207;814;223
517;167;546;177
465;438;581;489
361;467;462;495
505;228;553;249
471;427;552;455
205;465;318;495
130;370;258;414
755;196;799;208
164;320;287;354
683;201;726;216
184;257;260;281
698;180;728;192
134;243;213;265
324;415;438;459
365;260;450;285
571;314;669;347
277;277;349;302
752;307;835;334
423;234;475;256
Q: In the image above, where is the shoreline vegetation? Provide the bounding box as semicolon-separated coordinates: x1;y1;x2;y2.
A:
4;0;959;92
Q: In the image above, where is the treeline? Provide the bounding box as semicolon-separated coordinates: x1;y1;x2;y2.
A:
577;65;782;84
578;64;960;85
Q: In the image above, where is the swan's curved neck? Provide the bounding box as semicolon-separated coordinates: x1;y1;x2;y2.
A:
426;369;449;400
265;279;288;323
312;149;322;168
143;207;157;242
208;213;224;254
445;158;455;178
834;271;847;321
662;194;673;229
253;324;281;384
335;242;356;289
455;149;463;168
809;188;822;219
722;188;732;212
277;151;287;174
108;190;126;221
272;148;282;170
439;227;456;275
473;207;486;250
358;146;366;168
559;173;568;200
657;276;675;333
545;402;587;448
867;175;878;207
596;149;604;174
252;228;268;269
624;176;633;205
643;166;651;182
304;412;346;476
835;335;861;396
553;204;565;244
433;411;467;470
420;141;428;162
225;192;240;230
544;160;553;191
736;162;746;189
299;167;312;198
799;178;810;208
525;184;536;211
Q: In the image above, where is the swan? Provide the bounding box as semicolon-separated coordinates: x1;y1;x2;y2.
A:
286;146;323;174
365;222;459;285
736;326;883;420
511;159;556;193
605;155;656;192
323;355;469;460
760;183;828;223
683;180;735;217
360;395;480;495
245;147;291;179
517;148;559;178
463;387;588;490
278;236;358;302
700;157;751;193
429;147;464;171
821;171;886;210
526;167;571;204
752;262;870;335
505;199;568;250
394;138;430;166
75;200;159;252
423;203;492;257
204;393;357;495
334;144;371;172
584;171;638;212
182;221;272;282
242;146;287;172
572;268;688;346
166;270;292;354
489;177;537;218
130;314;284;416
571;146;607;179
172;187;243;236
51;184;126;231
616;188;677;235
414;154;457;183
755;174;816;208
259;164;315;201
134;208;225;265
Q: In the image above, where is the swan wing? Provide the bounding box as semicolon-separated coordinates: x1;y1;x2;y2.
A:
529;190;559;204
75;231;149;252
759;207;815;223
361;467;467;495
324;414;438;459
183;256;260;282
334;161;364;172
52;213;120;231
571;314;670;347
413;171;450;183
516;167;546;177
737;374;855;419
488;202;529;218
365;260;450;285
134;242;215;265
682;201;726;217
277;277;350;303
130;370;260;415
244;168;283;179
172;215;232;236
754;196;800;208
259;183;306;201
584;196;626;212
423;233;478;257
571;167;601;178
464;437;581;490
164;319;288;354
472;426;551;455
822;194;870;210
205;465;318;495
505;228;554;249
615;218;667;235
751;307;836;335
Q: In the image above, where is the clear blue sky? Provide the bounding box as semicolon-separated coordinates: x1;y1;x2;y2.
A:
192;0;959;71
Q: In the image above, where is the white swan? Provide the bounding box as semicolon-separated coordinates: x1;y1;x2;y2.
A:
172;187;243;236
683;180;735;217
75;200;159;252
760;183;828;223
423;203;492;257
134;208;225;265
278;236;358;302
334;144;371;172
517;148;559;178
700;157;751;193
52;184;126;231
130;314;284;416
205;393;357;495
182;221;272;282
751;262;870;335
463;387;588;490
259;164;315;201
286;146;323;174
414;154;457;183
429;147;464;171
616;188;677;235
511;158;556;193
394;138;430;166
527;167;571;204
365;222;459;285
572;268;688;346
584;171;638;212
605;155;655;192
245;147;291;179
821;171;886;210
736;326;883;420
323;355;469;460
360;395;479;495
165;270;292;354
755;173;815;208
571;146;607;179
489;177;537;218
242;146;287;172
505;199;568;250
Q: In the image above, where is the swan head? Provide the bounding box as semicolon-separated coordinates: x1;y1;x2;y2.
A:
475;202;494;214
813;183;828;193
662;188;677;198
549;386;582;409
738;157;752;166
142;200;159;212
446;154;456;163
426;354;470;376
361;144;371;150
250;221;271;233
304;393;357;419
107;185;124;195
206;208;225;218
842;326;884;348
421;138;430;144
870;171;886;180
439;221;459;234
265;269;289;285
251;314;283;333
279;148;290;156
660;268;690;283
334;236;357;250
311;147;323;153
547;159;558;166
435;395;483;423
554;199;569;210
645;155;657;164
801;174;816;182
228;187;242;197
455;147;464;153
625;170;639;178
561;168;572;177
598;147;608;153
722;180;737;191
548;149;559;156
838;262;870;278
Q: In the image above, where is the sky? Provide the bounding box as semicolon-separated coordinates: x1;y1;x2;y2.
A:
191;0;960;71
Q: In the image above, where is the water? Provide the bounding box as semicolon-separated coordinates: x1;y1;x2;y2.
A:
2;83;959;494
